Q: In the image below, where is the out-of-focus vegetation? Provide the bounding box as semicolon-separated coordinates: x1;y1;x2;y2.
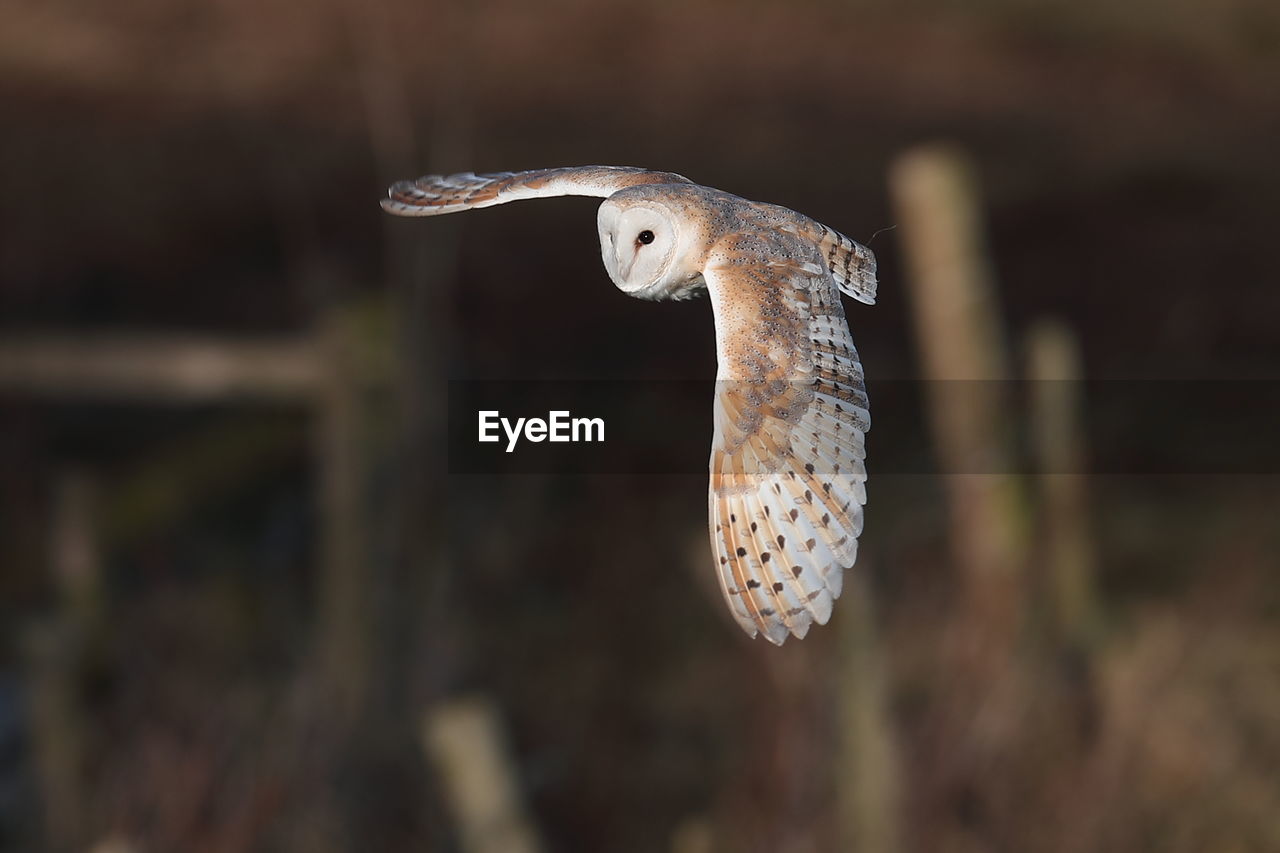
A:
2;1;1279;851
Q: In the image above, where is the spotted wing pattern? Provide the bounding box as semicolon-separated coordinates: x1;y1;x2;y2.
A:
784;219;877;306
704;232;869;644
381;166;693;216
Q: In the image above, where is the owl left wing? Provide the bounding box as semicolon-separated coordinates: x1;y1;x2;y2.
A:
382;166;692;216
704;234;871;644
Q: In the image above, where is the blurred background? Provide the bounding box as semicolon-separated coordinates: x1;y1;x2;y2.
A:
2;0;1279;850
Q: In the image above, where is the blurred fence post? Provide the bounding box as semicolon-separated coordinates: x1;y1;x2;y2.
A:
25;471;102;851
835;565;902;853
422;697;545;853
1027;319;1100;657
889;144;1030;715
314;306;376;719
350;0;471;727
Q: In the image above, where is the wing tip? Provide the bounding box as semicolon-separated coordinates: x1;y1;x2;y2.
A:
379;175;466;216
380;197;431;217
732;611;794;646
732;590;843;645
380;187;458;217
761;621;791;646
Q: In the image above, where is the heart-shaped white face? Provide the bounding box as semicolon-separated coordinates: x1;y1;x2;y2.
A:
597;198;697;300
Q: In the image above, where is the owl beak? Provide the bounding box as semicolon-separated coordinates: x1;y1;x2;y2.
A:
611;232;637;280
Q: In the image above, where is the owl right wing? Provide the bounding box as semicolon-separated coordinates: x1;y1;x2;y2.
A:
704;233;871;645
382;166;692;216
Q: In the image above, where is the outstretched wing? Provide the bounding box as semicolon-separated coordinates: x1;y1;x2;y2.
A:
705;230;871;645
381;166;693;216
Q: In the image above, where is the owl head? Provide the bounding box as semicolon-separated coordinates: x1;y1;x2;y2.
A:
596;192;706;301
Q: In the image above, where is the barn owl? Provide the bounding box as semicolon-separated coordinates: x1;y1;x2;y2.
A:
382;166;876;645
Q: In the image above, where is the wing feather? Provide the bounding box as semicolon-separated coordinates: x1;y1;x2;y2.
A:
781;218;877;305
381;166;692;216
705;233;872;644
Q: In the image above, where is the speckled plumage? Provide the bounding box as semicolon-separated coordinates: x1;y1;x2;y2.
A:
382;166;876;644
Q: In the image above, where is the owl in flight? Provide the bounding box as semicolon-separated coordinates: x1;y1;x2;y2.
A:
382;166;876;644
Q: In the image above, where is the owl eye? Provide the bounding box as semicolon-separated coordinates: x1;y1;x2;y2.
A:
637;229;655;245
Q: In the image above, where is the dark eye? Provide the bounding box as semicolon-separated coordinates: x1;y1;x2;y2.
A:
637;229;655;245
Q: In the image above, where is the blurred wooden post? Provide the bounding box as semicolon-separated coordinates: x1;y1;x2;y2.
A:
835;566;902;853
315;308;374;718
25;621;84;853
422;697;544;853
889;145;1029;671
1027;319;1099;655
26;471;102;851
349;0;471;728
